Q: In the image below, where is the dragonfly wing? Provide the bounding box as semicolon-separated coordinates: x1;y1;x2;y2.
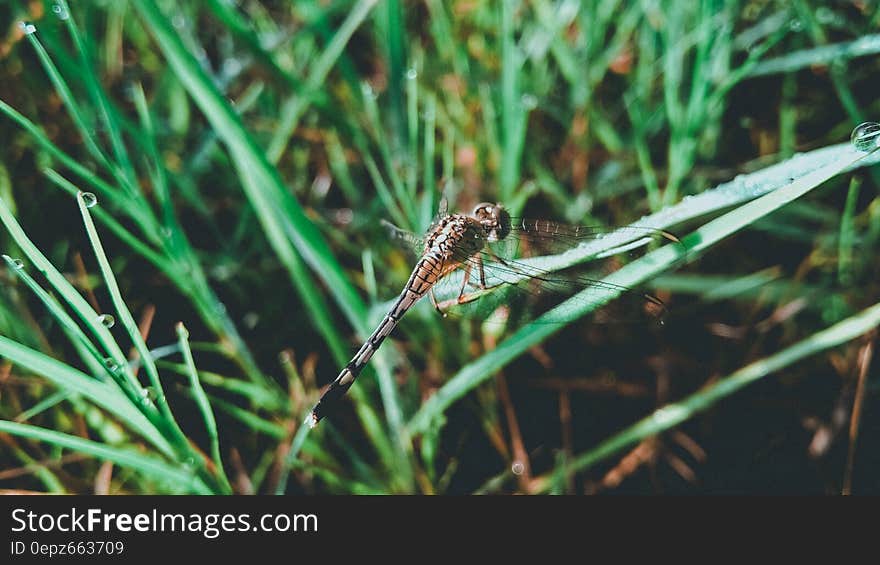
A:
507;219;681;259
432;251;666;326
380;219;424;258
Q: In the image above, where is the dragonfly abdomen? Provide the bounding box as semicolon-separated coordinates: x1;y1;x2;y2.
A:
309;253;445;427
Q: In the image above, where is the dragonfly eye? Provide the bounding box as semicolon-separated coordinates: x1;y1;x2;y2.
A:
493;207;511;241
472;202;510;241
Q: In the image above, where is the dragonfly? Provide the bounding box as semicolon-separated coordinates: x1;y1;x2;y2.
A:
307;201;679;428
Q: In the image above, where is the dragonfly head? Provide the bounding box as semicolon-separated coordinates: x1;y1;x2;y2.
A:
472;202;511;242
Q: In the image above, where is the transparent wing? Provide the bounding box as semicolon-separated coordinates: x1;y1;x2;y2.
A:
495;218;681;261
430;250;666;326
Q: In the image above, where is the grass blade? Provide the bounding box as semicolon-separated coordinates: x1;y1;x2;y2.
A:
0;420;211;494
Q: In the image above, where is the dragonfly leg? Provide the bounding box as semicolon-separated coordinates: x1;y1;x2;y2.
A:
436;256;505;310
429;287;447;317
457;262;474;300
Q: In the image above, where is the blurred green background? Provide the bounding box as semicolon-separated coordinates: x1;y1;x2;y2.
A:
0;0;879;494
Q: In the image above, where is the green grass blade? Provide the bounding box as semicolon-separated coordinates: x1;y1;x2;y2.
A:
75;191;185;444
0;420;211;494
0;195;141;394
0;335;172;457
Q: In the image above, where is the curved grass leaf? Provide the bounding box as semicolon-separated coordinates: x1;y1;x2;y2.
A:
0;336;172;457
0;420;211;494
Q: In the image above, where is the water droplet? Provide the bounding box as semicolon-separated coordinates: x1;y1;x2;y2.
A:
78;191;97;208
139;386;158;405
97;313;115;328
850;122;880;152
361;82;377;99
405;68;418;80
520;94;538;109
214;302;227;315
160;227;173;239
52;3;70;20
18;21;36;35
3;255;24;270
511;461;525;475
103;358;120;372
789;19;803;32
172;14;185;29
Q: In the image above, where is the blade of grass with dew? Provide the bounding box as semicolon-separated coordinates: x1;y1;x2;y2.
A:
2;253;114;377
0;195;143;396
176;322;232;494
0;335;172;457
44;168;269;390
75;191;189;450
42;169;170;271
531;298;880;492
408;143;877;434
133;0;409;478
9;16;275;387
0;420;212;494
520;142;880;277
75;190;230;492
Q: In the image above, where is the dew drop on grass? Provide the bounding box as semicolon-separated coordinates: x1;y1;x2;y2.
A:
850;122;880;152
78;191;98;208
511;461;525;475
405;68;418;80
18;21;36;35
521;94;538;110
52;3;70;20
140;387;158;405
103;358;120;372
97;313;115;328
3;255;24;270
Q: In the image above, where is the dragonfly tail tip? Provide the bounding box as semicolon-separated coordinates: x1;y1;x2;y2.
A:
306;411;319;429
